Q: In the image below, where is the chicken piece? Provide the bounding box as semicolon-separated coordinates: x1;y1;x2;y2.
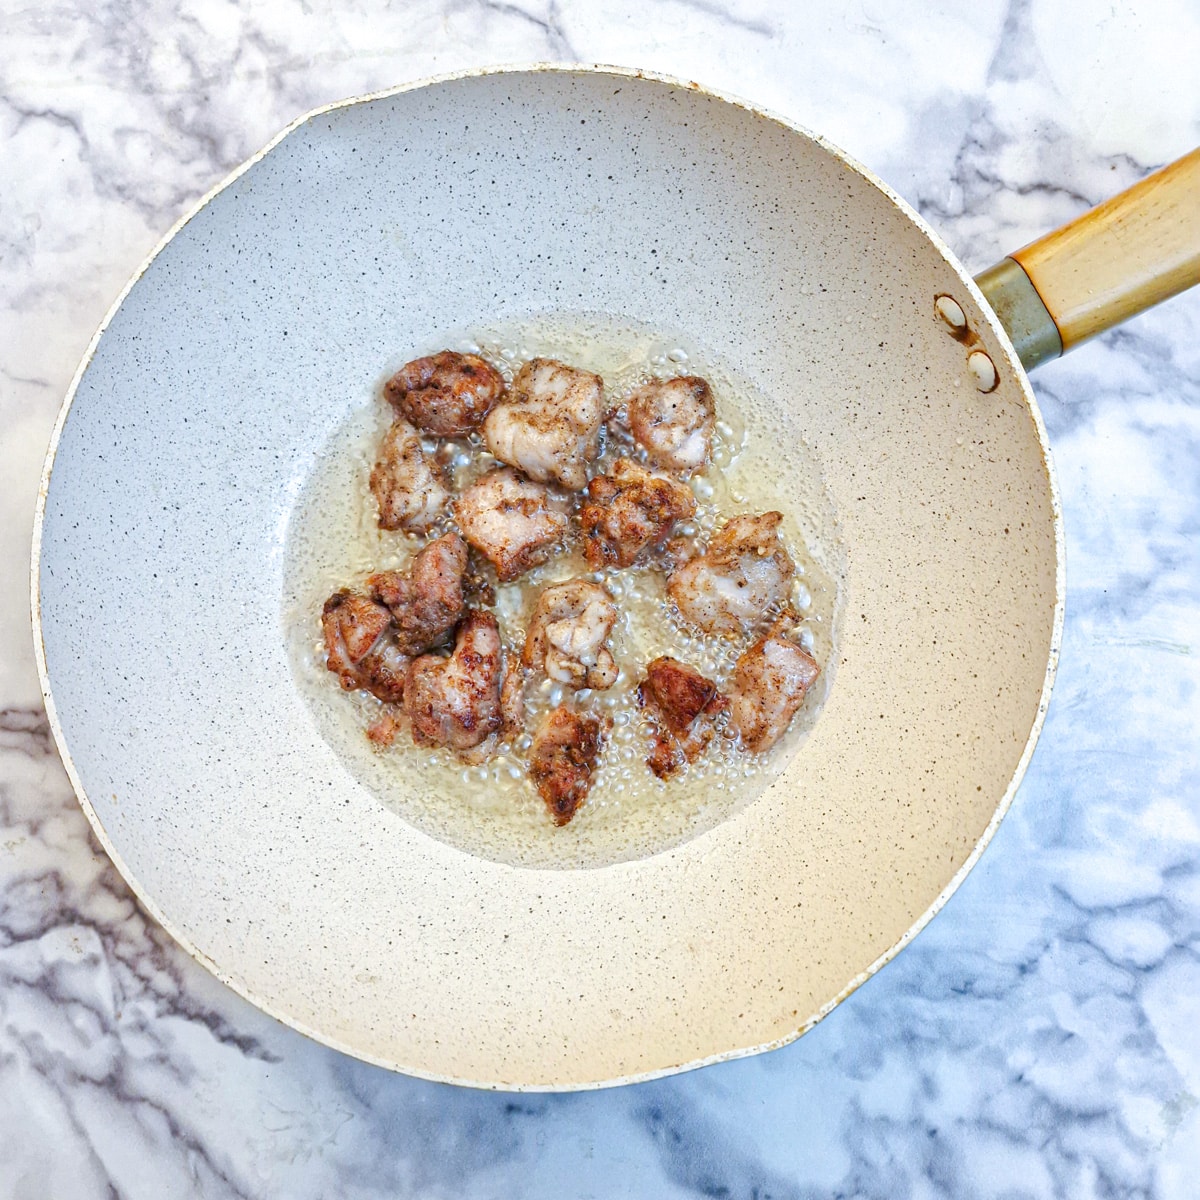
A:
353;637;410;704
453;649;528;765
454;467;570;582
405;610;504;752
666;512;795;637
369;417;450;533
366;712;402;748
579;458;696;569
499;655;526;738
660;531;703;574
729;619;821;752
528;706;606;826
384;350;505;437
637;656;728;779
482;358;604;490
522;580;619;690
322;590;391;677
320;590;408;702
626;376;715;475
366;532;467;655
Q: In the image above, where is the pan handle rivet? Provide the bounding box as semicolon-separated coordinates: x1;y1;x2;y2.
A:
934;294;967;331
967;349;998;392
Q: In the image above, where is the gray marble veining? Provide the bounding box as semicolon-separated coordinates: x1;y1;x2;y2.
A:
3;0;1199;1195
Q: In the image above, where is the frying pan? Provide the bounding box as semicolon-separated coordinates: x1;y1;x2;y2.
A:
31;65;1200;1090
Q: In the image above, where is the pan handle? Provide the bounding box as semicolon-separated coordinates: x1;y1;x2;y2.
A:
975;147;1200;370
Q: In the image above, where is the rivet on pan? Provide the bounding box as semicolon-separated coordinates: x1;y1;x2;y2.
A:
934;294;968;333
967;349;998;393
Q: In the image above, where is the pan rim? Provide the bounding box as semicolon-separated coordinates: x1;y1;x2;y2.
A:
29;61;1065;1091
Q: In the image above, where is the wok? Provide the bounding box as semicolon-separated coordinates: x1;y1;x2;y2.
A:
31;66;1200;1089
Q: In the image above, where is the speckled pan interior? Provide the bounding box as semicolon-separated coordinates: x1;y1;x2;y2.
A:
33;66;1061;1089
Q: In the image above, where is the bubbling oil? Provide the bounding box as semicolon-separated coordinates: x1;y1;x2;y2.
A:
282;313;844;869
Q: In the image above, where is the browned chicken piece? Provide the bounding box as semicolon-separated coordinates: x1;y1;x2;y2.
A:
528;705;606;826
366;711;402;748
579;458;697;569
637;656;728;779
522;579;619;690
353;637;410;704
369;417;450;533
384;350;505;437
660;531;703;574
322;590;390;677
482;357;604;490
454;466;570;582
405;609;505;752
453;648;529;766
728;618;820;752
626;376;715;475
321;590;408;702
499;655;526;738
666;511;795;637
366;532;467;655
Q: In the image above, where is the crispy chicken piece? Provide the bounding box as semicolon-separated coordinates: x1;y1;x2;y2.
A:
322;590;390;675
405;610;504;752
660;531;703;574
522;580;619;690
729;618;820;752
384;350;505;437
321;590;408;702
499;655;526;738
528;705;606;826
353;638;410;704
454;467;570;582
626;376;715;475
366;532;467;655
579;458;696;569
666;511;795;638
637;656;728;779
370;417;450;533
482;357;604;490
452;648;529;766
366;711;402;748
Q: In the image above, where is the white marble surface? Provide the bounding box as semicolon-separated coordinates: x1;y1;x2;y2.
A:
3;1;1200;1195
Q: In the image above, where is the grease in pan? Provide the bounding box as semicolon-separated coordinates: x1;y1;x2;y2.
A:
285;315;839;861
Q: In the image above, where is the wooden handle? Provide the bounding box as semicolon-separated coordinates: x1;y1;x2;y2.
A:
1009;147;1200;352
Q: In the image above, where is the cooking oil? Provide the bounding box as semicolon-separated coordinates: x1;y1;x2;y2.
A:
282;313;843;869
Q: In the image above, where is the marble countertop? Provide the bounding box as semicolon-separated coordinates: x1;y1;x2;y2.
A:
3;2;1200;1195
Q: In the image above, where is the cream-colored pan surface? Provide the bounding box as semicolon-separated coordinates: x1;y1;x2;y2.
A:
33;66;1061;1089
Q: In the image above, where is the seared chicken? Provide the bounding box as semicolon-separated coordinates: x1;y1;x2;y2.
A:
405;610;504;752
499;655;527;738
384;350;505;437
322;590;390;675
522;579;619;690
370;417;450;534
482;357;604;490
637;656;727;779
321;590;408;703
666;511;795;637
528;705;606;825
579;458;696;569
626;376;715;475
366;532;467;655
353;638;410;705
366;711;402;748
454;466;570;582
728;618;820;752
